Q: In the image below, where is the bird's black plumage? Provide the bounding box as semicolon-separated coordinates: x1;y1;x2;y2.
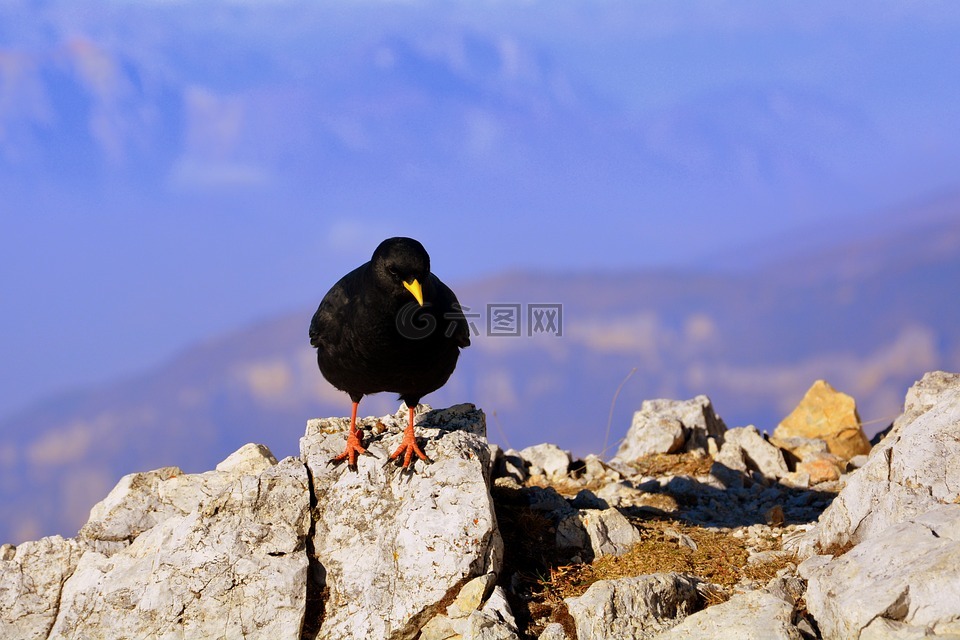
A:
309;237;470;468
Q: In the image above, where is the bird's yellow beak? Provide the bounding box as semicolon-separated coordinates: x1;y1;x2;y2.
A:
403;279;424;306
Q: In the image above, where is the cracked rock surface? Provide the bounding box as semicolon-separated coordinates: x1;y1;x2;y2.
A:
2;447;311;640
301;403;502;640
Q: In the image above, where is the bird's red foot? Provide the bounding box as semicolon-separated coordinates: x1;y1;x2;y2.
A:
330;430;369;470
389;432;431;469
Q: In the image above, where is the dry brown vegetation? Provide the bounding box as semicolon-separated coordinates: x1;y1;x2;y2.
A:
493;453;801;639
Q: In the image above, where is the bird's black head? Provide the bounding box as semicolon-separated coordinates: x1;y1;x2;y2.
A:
370;237;430;306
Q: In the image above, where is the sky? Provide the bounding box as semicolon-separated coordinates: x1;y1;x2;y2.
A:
2;0;960;419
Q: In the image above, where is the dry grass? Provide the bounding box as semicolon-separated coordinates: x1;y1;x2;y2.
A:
545;520;749;603
626;452;715;477
494;493;774;638
742;552;801;583
493;453;802;639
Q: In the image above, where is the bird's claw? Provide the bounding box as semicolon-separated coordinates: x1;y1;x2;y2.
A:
330;432;372;471
388;437;432;471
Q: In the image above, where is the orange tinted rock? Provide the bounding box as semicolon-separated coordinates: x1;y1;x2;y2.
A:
797;453;847;485
774;380;871;460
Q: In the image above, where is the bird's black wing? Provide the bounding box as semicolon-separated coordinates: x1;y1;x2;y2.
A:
309;264;364;349
432;274;471;349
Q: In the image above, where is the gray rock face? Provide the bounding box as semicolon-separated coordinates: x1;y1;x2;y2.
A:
802;504;960;639
302;403;502;640
420;574;520;640
0;536;83;640
714;425;790;481
657;590;802;640
51;456;312;640
0;448;312;640
564;573;702;640
794;371;960;554
79;442;280;553
778;371;960;639
612;396;726;464
1;404;498;640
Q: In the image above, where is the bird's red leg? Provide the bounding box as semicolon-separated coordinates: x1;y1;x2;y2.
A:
389;404;431;468
331;401;368;469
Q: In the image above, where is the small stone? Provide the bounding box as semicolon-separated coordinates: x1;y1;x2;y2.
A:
538;622;570;640
659;589;802;639
583;454;621;482
496;448;529;483
448;573;497;618
780;471;811;489
720;426;790;480
796;452;845;485
768;435;829;464
664;527;698;550
765;505;785;527
519;443;572;480
570;489;608;510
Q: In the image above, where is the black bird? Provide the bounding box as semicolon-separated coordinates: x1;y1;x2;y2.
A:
309;237;470;469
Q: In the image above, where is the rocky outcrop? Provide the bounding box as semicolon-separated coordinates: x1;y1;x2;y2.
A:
612;395;727;464
800;505;960;639
0;536;82;640
786;372;960;639
302;403;502;640
793;371;960;554
659;589;803;640
4;373;960;639
2;444;311;640
1;403;502;640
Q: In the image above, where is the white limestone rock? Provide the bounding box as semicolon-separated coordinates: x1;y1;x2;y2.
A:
792;372;960;555
49;456;311;640
215;441;279;473
80;441;281;554
801;504;960;640
656;590;802;640
557;508;641;560
613;396;726;464
564;573;702;640
421;573;515;640
302;403;502;640
717;426;790;480
0;536;83;640
464;586;520;640
519;443;572;480
538;623;570;640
